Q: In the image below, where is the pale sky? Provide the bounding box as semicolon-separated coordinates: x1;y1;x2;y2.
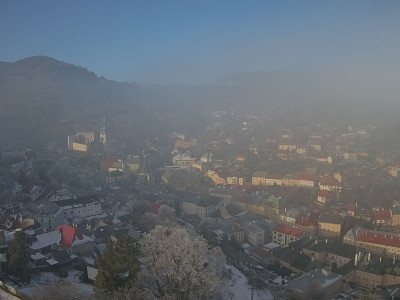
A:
1;1;399;84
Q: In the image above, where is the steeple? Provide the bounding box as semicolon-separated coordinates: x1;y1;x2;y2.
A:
100;117;107;148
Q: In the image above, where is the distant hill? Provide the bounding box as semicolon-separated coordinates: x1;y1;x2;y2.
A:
1;56;399;150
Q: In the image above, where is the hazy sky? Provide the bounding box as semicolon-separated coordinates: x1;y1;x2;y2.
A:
1;1;399;84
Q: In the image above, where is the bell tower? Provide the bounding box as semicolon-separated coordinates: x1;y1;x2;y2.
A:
100;118;107;148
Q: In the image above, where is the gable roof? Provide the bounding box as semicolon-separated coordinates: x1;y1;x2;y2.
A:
319;213;342;224
372;209;392;220
357;229;400;248
273;224;305;237
55;224;89;250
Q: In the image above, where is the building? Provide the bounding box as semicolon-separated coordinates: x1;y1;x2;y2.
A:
125;154;140;173
265;174;283;186
344;227;400;259
22;201;65;231
30;224;94;256
319;176;341;192
272;224;305;247
318;214;342;238
245;222;265;246
284;266;343;300
279;208;301;226
317;190;334;204
372;208;392;227
251;171;267;186
105;170;126;183
182;196;223;219
57;195;102;219
173;152;197;167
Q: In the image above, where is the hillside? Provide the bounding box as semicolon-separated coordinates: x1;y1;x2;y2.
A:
1;56;399;150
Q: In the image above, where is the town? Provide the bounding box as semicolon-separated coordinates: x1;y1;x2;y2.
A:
1;107;400;300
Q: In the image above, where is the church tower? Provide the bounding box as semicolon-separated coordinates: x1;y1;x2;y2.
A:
100;118;107;148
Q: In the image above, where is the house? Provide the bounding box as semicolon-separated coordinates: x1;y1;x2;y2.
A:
279;208;301;226
278;142;297;151
316;155;332;164
30;224;94;256
295;173;315;188
265;174;282;186
296;213;318;235
296;145;308;156
318;213;342;238
125;154;140;173
343;152;358;162
252;171;267;186
317;190;334;204
100;156;120;173
392;206;400;226
235;154;246;162
372;208;392;227
172;152;197;167
284;266;343;300
387;163;400;178
182;196;223;219
264;195;283;222
344;227;400;259
319;176;341;192
226;173;244;186
105;170;126;183
22;201;65;231
245;222;265;246
272;224;305;247
57;195;102;219
200;153;213;163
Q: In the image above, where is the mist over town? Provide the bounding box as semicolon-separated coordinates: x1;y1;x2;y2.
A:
1;1;400;299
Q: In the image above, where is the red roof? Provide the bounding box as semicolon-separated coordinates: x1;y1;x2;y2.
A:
55;225;83;250
266;174;283;180
147;202;163;215
254;246;271;257
296;214;318;227
348;202;357;212
318;190;331;198
319;176;340;186
357;230;400;248
372;209;392;220
235;194;251;203
273;224;304;237
101;156;120;163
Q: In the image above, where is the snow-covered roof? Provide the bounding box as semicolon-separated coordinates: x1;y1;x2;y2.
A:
31;230;61;250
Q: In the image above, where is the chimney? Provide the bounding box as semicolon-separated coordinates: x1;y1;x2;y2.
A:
380;257;382;263
394;257;396;265
367;253;371;262
355;253;358;266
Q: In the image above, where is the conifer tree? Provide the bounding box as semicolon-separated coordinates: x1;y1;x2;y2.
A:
94;235;139;298
7;231;29;282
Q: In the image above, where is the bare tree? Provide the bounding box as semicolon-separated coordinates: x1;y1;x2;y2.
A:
31;280;94;300
139;225;219;300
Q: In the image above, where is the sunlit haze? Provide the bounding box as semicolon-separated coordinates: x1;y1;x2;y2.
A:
1;0;400;84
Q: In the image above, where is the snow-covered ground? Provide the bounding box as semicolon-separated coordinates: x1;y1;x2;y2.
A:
220;265;273;300
17;270;93;298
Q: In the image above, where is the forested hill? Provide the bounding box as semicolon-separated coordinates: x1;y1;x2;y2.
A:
1;56;398;149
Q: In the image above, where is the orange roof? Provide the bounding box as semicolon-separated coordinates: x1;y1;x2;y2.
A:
273;224;304;237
